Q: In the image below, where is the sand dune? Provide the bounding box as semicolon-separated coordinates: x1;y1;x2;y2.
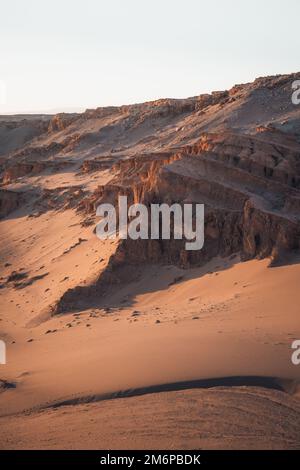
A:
1;387;300;450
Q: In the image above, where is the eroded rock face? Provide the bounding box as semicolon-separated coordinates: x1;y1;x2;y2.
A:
47;113;78;133
80;157;115;173
0;189;23;218
83;131;300;267
2;162;47;184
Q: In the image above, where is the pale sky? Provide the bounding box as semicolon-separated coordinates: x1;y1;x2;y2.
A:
0;0;299;114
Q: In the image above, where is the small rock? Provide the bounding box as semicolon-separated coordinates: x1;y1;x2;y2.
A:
131;311;140;317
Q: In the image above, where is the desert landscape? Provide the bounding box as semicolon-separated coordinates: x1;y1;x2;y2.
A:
0;73;300;449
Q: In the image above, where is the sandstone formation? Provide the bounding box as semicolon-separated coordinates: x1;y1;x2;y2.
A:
0;188;23;219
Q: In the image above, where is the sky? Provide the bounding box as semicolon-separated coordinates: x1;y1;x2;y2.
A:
0;0;299;114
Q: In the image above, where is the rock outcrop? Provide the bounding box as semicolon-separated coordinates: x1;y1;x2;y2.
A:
0;189;23;218
55;128;300;313
85;131;300;267
47;113;78;133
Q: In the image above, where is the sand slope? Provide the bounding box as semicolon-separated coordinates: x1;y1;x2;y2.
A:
0;245;300;448
1;387;300;450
